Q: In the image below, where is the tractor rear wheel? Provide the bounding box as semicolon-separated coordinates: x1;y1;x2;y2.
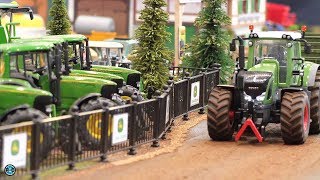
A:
78;98;118;150
2;108;54;161
309;71;320;134
280;92;310;145
207;87;234;141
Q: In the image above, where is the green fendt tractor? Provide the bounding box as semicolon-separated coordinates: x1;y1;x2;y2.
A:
207;25;320;145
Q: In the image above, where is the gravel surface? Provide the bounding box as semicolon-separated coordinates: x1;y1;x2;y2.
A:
51;113;320;180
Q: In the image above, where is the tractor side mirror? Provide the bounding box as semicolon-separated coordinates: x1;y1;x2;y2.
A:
29;9;34;20
230;42;236;51
305;43;312;54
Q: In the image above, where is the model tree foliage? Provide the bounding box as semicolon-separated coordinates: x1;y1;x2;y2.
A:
47;0;71;35
183;0;233;84
131;0;172;92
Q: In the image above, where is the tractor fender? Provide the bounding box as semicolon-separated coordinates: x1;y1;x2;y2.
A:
69;93;101;112
216;84;234;93
281;88;310;101
0;105;30;123
303;63;319;87
217;85;235;91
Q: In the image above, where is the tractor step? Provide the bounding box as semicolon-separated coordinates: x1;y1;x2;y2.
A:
235;118;263;143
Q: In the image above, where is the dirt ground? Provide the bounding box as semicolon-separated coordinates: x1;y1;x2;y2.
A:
52;113;320;180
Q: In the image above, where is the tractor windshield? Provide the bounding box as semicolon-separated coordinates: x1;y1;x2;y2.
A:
9;50;53;87
254;40;288;66
90;47;123;66
68;42;89;69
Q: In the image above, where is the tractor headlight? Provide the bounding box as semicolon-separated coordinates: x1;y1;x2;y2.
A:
248;41;253;47
256;92;266;101
287;42;292;48
45;105;52;114
244;94;252;102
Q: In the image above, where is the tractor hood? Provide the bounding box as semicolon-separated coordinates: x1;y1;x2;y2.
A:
70;69;125;88
0;78;33;88
58;76;117;112
91;65;142;90
0;84;53;115
237;59;278;101
241;71;273;99
91;65;140;80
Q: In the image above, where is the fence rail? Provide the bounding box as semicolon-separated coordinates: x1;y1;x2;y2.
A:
0;67;219;179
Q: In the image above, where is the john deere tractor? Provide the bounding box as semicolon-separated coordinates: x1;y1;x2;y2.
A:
48;34;144;92
207;25;320;145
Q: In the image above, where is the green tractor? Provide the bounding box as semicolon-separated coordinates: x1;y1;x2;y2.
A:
13;36;144;102
47;34;144;92
0;41;121;152
207;25;320;145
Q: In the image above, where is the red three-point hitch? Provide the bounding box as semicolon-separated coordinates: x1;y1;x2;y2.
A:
235;118;263;143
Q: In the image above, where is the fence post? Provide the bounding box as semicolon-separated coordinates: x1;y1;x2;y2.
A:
68;106;79;170
100;105;109;162
183;72;190;121
213;63;221;85
128;102;137;155
199;69;206;114
168;76;175;126
151;96;161;148
30;117;41;179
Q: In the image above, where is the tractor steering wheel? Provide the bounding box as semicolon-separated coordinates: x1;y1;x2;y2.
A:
69;56;79;64
33;66;47;75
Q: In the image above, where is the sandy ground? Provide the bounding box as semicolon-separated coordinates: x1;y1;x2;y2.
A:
51;112;320;180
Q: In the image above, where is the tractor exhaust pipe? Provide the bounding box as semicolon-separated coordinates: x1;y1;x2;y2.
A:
238;36;245;70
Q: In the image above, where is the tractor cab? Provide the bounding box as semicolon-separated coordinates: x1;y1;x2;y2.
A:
46;34;143;91
0;2;34;43
0;42;61;104
89;41;128;67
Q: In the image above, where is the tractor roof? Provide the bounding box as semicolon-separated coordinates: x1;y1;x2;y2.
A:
13;36;66;44
48;34;87;43
0;3;19;9
0;42;55;54
254;31;302;40
89;41;123;48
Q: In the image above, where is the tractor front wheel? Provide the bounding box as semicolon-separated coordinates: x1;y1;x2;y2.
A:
280;92;310;145
309;71;320;134
2;108;54;161
78;98;118;150
207;87;234;141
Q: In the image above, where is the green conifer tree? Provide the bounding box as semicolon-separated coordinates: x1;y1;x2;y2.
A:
47;0;71;35
131;0;172;92
183;0;234;84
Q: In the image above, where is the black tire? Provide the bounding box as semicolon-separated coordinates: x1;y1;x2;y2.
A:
1;108;54;161
309;71;320;134
280;92;310;145
78;98;117;150
118;85;144;102
207;87;234;141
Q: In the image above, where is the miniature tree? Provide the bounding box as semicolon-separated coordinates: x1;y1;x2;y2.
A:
183;0;234;84
47;0;71;35
131;0;172;92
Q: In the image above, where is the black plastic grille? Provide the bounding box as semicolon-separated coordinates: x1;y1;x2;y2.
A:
243;71;272;98
127;73;141;89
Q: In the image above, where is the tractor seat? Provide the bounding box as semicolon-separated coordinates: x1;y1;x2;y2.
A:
10;72;39;88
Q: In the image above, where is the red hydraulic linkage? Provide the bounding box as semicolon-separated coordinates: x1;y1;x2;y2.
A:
235;118;263;143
